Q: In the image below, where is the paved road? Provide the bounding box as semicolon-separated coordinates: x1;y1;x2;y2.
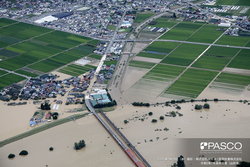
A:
0;67;29;78
114;39;250;50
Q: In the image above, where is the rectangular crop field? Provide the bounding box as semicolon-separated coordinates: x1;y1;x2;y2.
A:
204;46;240;58
10;27;51;40
0;36;22;44
210;72;250;94
159;22;203;40
88;54;102;60
87;40;99;46
136;52;166;59
58;64;96;76
216;36;250;46
191;46;240;70
73;44;95;55
161;43;207;66
142;64;185;82
186;25;223;43
151;18;178;28
0;69;8;76
144;41;180;54
134;13;154;23
29;52;83;72
0;49;20;58
235;0;250;6
129;61;155;69
0;18;17;27
164;68;218;98
0;73;26;90
191;56;231;70
227;49;250;70
15;70;38;77
216;0;238;5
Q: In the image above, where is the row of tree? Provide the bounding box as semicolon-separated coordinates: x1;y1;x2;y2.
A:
93;100;117;108
165;98;225;106
132;102;150;107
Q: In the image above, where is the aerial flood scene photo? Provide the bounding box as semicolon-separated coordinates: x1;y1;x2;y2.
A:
0;0;250;167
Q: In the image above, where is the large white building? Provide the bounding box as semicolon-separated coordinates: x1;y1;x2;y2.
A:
34;15;58;24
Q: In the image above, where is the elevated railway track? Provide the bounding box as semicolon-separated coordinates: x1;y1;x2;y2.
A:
85;99;150;167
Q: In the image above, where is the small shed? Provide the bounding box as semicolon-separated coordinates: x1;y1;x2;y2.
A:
30;121;36;127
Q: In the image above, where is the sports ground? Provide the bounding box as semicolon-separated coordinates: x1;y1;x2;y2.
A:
128;19;250;100
0;18;99;90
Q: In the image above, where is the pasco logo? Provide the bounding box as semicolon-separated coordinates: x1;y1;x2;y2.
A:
200;142;242;150
200;142;208;150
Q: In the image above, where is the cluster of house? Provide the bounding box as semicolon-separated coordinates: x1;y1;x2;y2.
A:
19;74;61;100
109;41;125;55
96;64;115;84
129;0;172;13
180;7;212;21
94;41;108;55
235;17;250;31
90;89;111;107
63;76;90;93
0;0;181;41
0;83;23;101
7;102;27;106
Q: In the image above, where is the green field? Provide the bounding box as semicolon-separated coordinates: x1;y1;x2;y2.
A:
88;54;102;60
104;61;117;67
204;46;240;58
161;43;207;66
187;25;223;43
216;36;250;46
142;64;185;82
0;49;20;58
10;26;51;40
15;70;38;77
0;18;96;89
28;52;83;72
191;46;240;70
107;25;116;30
58;64;96;76
164;68;218;98
0;36;22;45
235;0;250;6
87;40;99;46
210;72;250;93
129;61;155;69
118;28;130;33
144;41;180;54
216;0;238;5
0;18;17;27
73;44;95;55
192;56;231;70
0;73;26;90
136;52;166;59
160;22;204;40
227;49;250;70
150;17;178;28
0;45;61;70
0;69;8;76
134;13;154;23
